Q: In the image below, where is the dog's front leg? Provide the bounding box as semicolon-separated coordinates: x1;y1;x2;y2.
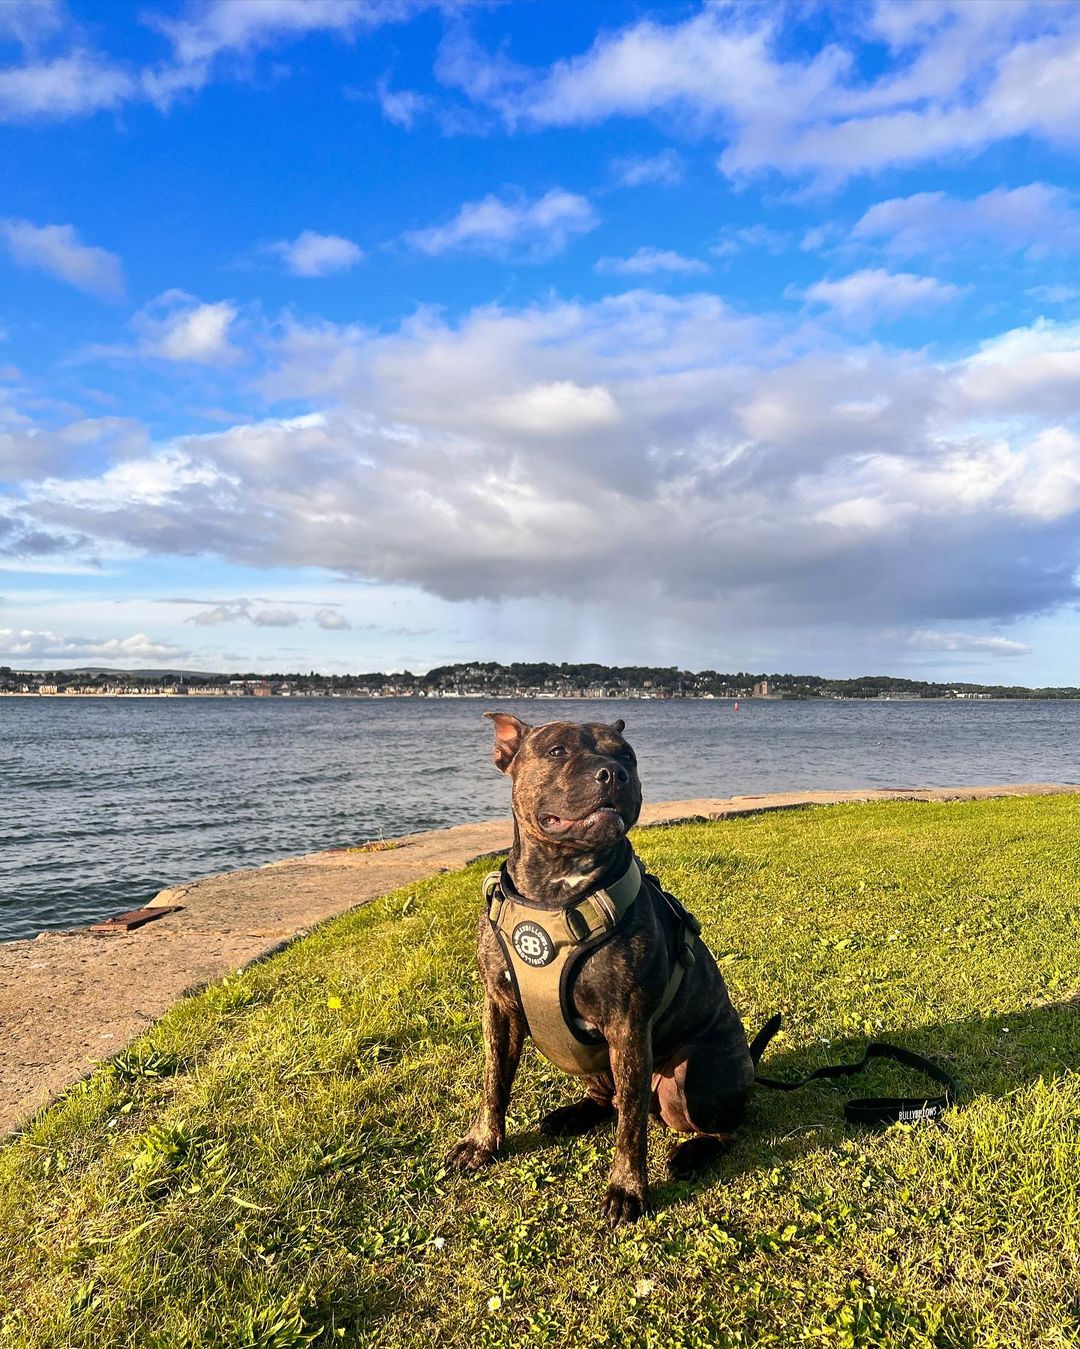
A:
602;1014;652;1225
445;993;525;1170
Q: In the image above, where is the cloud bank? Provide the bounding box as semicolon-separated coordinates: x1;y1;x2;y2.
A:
11;294;1080;639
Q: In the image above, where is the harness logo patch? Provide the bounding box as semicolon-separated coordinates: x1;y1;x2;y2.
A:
511;921;555;967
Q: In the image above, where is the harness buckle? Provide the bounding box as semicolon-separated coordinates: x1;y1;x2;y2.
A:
679;939;697;969
483;870;505;924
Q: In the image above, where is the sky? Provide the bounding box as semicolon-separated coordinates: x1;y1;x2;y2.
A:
2;0;1080;682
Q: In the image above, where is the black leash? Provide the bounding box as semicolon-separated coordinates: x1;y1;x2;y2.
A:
749;1013;961;1126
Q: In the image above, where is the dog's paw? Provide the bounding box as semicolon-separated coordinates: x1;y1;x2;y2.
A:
666;1133;734;1180
444;1138;497;1171
539;1098;615;1137
601;1183;647;1226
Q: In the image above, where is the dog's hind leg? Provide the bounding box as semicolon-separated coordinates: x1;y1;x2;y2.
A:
667;1132;736;1179
654;1033;754;1180
539;1090;615;1137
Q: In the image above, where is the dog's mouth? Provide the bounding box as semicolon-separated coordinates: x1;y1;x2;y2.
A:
539;805;625;837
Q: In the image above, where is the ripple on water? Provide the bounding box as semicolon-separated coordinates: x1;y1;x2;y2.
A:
2;696;1078;941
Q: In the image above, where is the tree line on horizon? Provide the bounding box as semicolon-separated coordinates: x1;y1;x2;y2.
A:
3;661;1077;699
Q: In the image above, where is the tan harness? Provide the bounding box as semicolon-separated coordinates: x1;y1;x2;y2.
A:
484;854;700;1076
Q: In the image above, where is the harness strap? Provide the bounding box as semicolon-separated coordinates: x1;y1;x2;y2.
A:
750;1014;962;1126
484;858;701;1075
649;885;700;1027
485;858;643;944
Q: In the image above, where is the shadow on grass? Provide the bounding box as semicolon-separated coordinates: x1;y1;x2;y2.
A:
644;995;1080;1211
467;997;1079;1212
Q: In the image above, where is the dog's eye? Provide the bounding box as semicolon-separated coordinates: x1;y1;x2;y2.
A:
618;750;635;763
547;745;567;759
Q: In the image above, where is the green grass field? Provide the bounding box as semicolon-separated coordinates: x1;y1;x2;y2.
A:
3;796;1080;1348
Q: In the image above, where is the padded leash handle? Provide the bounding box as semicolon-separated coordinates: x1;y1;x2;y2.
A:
750;1014;961;1127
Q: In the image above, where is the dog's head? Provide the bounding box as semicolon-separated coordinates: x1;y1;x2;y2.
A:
484;713;643;851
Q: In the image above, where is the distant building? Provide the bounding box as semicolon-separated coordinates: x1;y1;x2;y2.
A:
752;679;770;698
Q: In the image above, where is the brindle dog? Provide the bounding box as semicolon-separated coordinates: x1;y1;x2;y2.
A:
445;714;754;1225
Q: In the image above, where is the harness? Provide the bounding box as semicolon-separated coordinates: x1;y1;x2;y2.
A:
485;858;964;1126
484;854;699;1076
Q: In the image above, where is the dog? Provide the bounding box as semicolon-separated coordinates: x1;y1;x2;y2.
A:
445;713;754;1225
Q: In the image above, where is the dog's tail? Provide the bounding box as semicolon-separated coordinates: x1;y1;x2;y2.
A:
748;1012;782;1065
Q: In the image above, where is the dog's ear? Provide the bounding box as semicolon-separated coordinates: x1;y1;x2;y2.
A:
484;712;530;772
610;719;626;735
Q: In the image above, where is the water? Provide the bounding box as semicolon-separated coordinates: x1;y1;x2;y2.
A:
1;696;1077;943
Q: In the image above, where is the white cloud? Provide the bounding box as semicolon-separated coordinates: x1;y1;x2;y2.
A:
187;601;250;627
141;0;434;108
376;76;430;129
130;291;241;365
853;183;1080;259
179;595;348;629
799;268;962;320
1;0;433;123
440;5;1080;185
33;445;226;507
956;319;1080;415
483;381;620;434
595;247;708;276
405;188;598;259
712;224;790;257
0;50;135;123
0;219;124;300
0;628;185;661
1;414;146;479
250;607;300;627
444;10;840;132
0;0;65;47
1027;285;1080;305
893;629;1033;657
999;427;1080;522
268;230;363;277
314;607;351;630
153;0;414;70
610;148;684;187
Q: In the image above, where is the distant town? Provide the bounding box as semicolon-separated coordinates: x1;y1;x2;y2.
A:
1;662;1077;701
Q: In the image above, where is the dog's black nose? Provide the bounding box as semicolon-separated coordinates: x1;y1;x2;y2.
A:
595;765;629;786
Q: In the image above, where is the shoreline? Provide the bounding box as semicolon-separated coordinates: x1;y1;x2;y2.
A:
2;781;1078;1138
4;692;1080;701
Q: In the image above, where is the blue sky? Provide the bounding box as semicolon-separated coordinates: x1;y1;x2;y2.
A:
2;0;1080;681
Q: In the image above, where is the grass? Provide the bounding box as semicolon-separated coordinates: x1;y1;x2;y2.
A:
2;795;1080;1348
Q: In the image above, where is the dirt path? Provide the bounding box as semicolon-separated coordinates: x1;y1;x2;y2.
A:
2;782;1076;1137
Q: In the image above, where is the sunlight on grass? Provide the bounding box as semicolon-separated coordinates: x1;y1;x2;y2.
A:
2;797;1079;1347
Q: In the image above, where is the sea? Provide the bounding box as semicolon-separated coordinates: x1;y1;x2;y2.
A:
1;695;1077;943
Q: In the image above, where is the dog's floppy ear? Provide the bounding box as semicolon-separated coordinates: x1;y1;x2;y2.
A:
484;712;530;772
610;718;626;735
